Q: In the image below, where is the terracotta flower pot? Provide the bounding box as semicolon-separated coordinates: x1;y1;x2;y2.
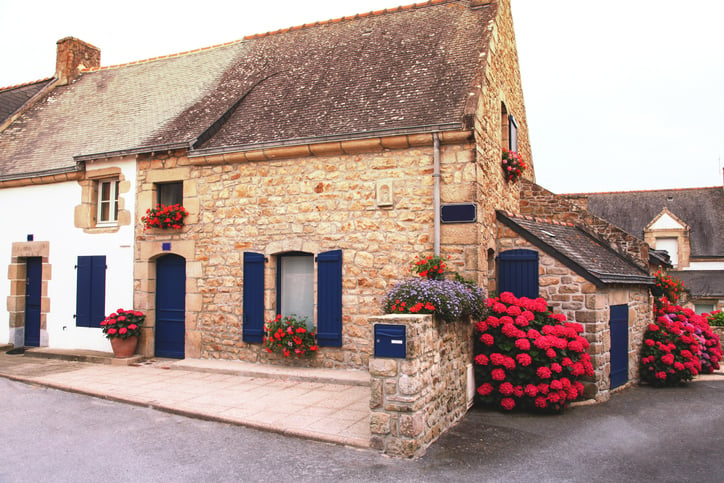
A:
110;336;138;358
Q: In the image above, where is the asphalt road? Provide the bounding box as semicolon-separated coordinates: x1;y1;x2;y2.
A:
1;375;723;482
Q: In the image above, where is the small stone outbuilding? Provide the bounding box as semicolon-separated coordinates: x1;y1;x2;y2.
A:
495;211;653;400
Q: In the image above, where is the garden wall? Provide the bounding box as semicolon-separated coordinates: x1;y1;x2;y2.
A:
368;314;473;458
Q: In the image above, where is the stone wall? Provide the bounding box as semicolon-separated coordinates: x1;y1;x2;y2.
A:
135;135;488;368
470;0;533;283
368;314;473;458
519;180;650;270
497;223;652;400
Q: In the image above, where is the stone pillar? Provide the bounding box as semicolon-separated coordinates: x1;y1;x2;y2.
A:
368;314;473;458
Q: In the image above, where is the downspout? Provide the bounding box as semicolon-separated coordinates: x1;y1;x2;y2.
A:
433;132;441;257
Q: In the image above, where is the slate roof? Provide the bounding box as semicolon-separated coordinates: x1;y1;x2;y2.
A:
0;78;54;125
670;270;724;298
581;188;724;258
0;0;495;180
497;211;654;286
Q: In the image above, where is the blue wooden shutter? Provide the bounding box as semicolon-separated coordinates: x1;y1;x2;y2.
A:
75;255;106;328
317;249;343;347
498;249;538;299
243;252;265;343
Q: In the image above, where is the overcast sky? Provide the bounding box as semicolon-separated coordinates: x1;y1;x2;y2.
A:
1;0;722;193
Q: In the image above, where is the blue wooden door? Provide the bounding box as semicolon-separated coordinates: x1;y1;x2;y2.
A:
155;254;186;358
497;249;539;298
24;257;42;347
610;304;629;389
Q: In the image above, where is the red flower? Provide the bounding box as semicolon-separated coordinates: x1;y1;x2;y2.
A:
491;368;506;381
474;354;489;365
536;367;552;379
500;398;516;411
515;338;531;351
477;383;494;396
516;353;532;367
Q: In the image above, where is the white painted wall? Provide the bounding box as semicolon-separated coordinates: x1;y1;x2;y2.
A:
650;213;685;230
0;158;136;351
685;261;724;270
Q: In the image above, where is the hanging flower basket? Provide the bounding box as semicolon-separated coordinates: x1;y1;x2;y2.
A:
141;204;188;230
502;148;527;183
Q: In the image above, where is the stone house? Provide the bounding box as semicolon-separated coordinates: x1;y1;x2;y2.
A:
130;0;533;368
0;0;657;403
565;181;724;313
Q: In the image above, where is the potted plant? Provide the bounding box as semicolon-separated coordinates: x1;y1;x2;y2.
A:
502;148;527;183
101;308;144;358
141;203;189;230
263;315;318;358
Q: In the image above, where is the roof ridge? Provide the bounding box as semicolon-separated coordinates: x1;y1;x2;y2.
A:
243;0;452;40
563;185;723;196
0;77;54;92
80;0;454;74
83;39;245;73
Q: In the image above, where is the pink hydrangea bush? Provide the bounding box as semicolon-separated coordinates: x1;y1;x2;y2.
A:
474;292;594;412
640;304;722;386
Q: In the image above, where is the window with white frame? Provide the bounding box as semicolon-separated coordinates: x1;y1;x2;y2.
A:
655;237;679;267
97;179;119;225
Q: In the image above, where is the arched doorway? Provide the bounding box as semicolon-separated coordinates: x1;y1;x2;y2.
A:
155;254;186;358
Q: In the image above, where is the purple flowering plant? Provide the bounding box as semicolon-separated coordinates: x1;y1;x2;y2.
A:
383;277;485;323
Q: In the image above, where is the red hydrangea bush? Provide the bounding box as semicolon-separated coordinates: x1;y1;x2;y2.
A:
474;292;594;412
640;304;722;386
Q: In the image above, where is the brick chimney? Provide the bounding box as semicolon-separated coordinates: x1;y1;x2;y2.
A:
55;37;100;85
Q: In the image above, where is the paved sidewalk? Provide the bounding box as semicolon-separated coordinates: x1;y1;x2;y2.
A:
0;347;371;449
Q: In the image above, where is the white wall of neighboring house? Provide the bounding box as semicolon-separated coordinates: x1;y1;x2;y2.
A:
0;159;136;351
685;261;724;270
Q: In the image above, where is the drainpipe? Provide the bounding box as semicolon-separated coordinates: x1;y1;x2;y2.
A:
433;133;441;257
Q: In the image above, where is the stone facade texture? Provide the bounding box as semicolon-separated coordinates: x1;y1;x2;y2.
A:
368;314;472;458
497;224;653;400
519;180;649;270
132;0;533;371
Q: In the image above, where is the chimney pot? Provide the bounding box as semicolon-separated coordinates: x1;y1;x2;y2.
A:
55;37;100;85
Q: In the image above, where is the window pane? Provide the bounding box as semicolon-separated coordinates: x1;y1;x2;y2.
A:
655;237;679;267
97;180;117;223
113;181;119;220
509;115;518;152
158;182;183;206
694;304;715;315
280;254;314;326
